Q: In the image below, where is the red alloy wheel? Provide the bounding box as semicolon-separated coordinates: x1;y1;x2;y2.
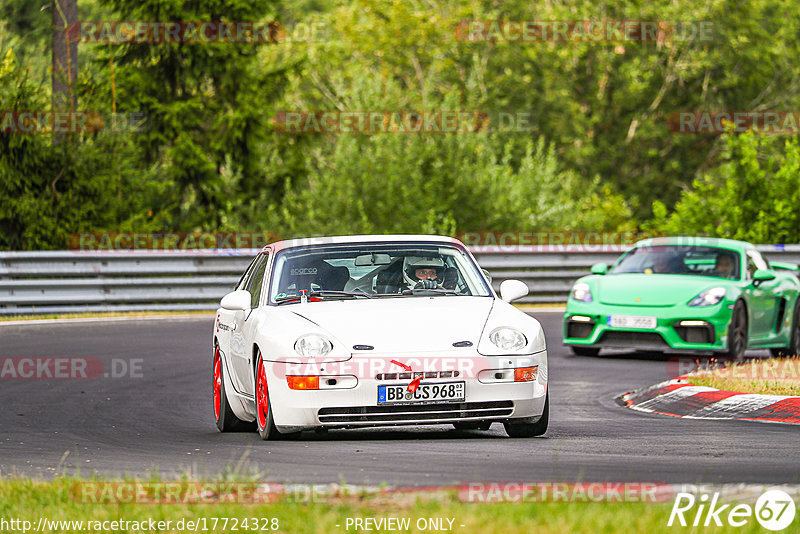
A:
213;346;222;420
256;357;269;430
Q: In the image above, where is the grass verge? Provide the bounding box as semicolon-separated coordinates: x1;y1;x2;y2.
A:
0;477;774;534
686;357;800;396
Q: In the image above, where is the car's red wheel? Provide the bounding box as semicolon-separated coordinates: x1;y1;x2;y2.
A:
255;351;279;440
213;345;251;432
213;347;222;420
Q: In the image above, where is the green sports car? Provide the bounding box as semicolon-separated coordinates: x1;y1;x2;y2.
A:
563;237;800;358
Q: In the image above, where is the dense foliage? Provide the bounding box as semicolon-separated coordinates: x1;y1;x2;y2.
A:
1;0;799;248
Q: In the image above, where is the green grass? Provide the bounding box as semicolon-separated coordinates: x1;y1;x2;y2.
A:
0;477;789;533
686;357;800;396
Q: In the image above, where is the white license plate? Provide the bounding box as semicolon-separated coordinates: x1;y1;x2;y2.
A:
608;315;657;329
378;381;465;404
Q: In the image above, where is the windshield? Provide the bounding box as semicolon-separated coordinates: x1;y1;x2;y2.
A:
609;245;741;279
268;242;492;304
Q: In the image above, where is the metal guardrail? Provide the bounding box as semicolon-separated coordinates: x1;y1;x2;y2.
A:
1;245;799;314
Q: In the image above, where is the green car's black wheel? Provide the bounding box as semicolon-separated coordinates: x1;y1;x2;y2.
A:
770;300;800;358
570;346;600;357
725;300;748;360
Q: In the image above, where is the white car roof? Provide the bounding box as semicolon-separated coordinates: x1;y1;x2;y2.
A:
267;234;461;252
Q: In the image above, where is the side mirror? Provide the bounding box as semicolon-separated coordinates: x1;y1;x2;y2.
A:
590;263;608;275
220;290;252;311
499;279;529;303
752;269;776;285
482;268;493;283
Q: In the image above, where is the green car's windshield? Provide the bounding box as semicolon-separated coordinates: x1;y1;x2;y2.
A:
609;245;740;279
268;242;492;304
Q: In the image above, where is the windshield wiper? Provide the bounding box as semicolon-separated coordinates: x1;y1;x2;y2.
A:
400;288;460;296
275;290;374;304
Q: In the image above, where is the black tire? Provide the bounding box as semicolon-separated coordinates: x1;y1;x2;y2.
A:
504;392;549;438
725;300;748;361
254;351;301;441
770;300;800;358
570;346;600;357
213;345;251;432
452;421;492;431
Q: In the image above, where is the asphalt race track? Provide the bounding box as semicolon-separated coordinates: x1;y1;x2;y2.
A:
1;312;798;485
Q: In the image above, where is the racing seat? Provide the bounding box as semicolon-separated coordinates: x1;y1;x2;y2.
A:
441;267;458;290
316;265;350;291
375;260;405;293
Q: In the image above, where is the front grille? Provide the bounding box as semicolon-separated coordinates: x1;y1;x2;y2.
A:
566;322;594;339
599;331;668;348
317;401;514;425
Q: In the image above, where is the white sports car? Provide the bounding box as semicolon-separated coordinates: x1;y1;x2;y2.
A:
212;235;548;439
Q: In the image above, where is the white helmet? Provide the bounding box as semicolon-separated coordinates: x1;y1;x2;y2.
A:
402;256;445;286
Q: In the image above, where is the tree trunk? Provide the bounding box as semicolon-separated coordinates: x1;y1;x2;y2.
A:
52;0;78;142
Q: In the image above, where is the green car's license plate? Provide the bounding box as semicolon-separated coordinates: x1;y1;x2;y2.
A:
608;315;657;329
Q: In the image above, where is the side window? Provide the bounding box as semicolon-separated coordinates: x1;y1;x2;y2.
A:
236;256;259;290
749;249;769;269
746;250;767;279
245;254;269;308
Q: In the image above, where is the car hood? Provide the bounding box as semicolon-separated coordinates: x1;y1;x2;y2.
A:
596;274;726;307
288;297;494;353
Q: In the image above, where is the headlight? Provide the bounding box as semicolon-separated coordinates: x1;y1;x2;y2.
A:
571;282;592;302
688;287;726;307
294;334;333;357
489;327;527;351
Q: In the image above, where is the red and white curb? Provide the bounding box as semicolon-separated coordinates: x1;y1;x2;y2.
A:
621;377;800;424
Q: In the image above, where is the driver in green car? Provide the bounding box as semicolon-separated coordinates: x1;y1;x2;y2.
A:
713;252;737;279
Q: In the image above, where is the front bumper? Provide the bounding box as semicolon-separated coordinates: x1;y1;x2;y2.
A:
265;351;548;432
563;301;733;353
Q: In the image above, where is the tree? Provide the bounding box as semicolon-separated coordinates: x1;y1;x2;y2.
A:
648;131;800;243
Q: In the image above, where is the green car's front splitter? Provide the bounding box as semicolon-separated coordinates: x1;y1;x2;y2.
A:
563;301;734;353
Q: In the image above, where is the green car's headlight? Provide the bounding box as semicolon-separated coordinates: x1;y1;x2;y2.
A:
294;334;333;357
571;282;592;302
489;327;528;351
688;287;726;307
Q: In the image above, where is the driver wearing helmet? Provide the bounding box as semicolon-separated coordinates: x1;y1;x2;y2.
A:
402;256;445;290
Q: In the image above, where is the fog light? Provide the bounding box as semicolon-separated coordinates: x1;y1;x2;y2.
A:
287;376;319;390
514;366;538;382
570;315;592;322
679;320;709;327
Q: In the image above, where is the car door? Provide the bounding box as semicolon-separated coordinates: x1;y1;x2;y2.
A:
743;249;779;343
216;255;258;393
232;251;271;394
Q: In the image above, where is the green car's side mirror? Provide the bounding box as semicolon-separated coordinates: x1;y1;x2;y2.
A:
752;269;776;285
590;263;608;275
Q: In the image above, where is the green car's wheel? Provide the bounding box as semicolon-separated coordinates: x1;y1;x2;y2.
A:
570;346;600;357
770;300;800;358
725;301;748;360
